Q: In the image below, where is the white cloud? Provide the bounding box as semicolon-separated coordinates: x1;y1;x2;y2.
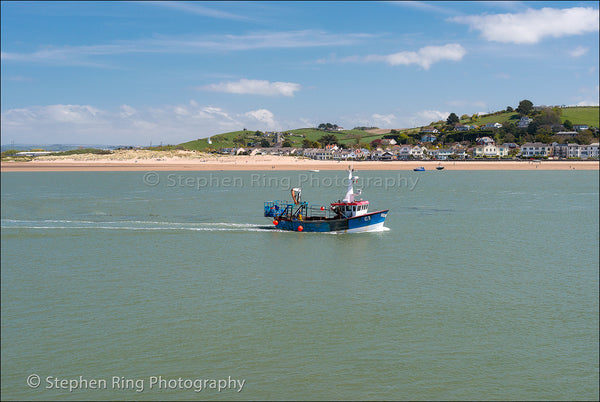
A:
451;7;599;44
145;1;250;21
371;114;396;126
569;46;589;58
0;102;263;145
409;110;450;126
43;104;102;124
201;79;301;97
387;1;459;16
244;109;278;129
358;44;466;70
1;30;376;67
119;104;137;118
572;85;600;106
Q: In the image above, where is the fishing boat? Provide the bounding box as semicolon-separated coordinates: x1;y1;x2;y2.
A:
264;167;388;233
413;166;425;171
436;165;444;170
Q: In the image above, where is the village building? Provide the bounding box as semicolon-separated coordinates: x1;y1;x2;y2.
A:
520;143;553;157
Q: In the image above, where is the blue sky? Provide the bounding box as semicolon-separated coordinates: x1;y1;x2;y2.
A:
1;1;598;146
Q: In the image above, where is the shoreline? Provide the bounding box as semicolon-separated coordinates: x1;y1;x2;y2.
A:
1;157;598;172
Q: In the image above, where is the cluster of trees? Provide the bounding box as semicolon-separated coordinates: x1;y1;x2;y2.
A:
301;134;340;149
317;123;339;131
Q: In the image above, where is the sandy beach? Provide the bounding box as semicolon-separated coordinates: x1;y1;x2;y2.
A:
1;150;598;171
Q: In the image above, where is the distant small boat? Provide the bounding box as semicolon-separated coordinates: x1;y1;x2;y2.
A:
413;167;425;171
309;169;320;172
436;166;444;170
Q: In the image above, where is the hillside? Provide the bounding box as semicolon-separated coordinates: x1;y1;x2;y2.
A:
455;106;599;128
179;128;388;151
176;106;598;151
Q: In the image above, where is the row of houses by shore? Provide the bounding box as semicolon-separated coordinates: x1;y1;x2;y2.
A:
220;141;599;160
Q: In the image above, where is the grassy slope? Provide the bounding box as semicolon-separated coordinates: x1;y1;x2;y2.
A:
560;106;599;127
459;106;599;127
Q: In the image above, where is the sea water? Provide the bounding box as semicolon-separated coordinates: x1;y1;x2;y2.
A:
1;170;598;400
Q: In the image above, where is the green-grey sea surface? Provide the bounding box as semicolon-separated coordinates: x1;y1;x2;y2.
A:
1;170;598;401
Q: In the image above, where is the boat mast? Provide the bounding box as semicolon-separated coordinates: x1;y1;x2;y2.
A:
342;165;360;202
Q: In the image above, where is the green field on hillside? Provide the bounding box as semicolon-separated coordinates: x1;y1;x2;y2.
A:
460;111;520;127
457;106;599;128
560;106;599;127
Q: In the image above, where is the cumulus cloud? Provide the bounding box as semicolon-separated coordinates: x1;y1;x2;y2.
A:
1;102;281;145
351;44;466;70
572;85;600;106
244;109;278;129
371;114;397;126
409;110;450;126
451;7;599;44
43;104;102;123
201;79;301;97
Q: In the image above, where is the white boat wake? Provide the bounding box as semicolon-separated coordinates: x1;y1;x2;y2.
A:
1;219;272;232
2;219;390;234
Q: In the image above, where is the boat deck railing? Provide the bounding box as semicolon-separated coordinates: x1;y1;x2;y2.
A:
264;201;335;219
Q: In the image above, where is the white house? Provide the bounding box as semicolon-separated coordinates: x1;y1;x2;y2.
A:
303;148;334;160
473;144;509;157
581;143;599;159
520;143;553;157
573;124;589;132
568;143;599;159
429;148;456;160
411;146;427;159
452;148;468;159
517;116;532;128
332;149;354;160
397;145;413;160
454;124;471;131
483;122;502;129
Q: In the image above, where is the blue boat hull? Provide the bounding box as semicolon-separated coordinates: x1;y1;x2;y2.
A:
274;210;388;233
